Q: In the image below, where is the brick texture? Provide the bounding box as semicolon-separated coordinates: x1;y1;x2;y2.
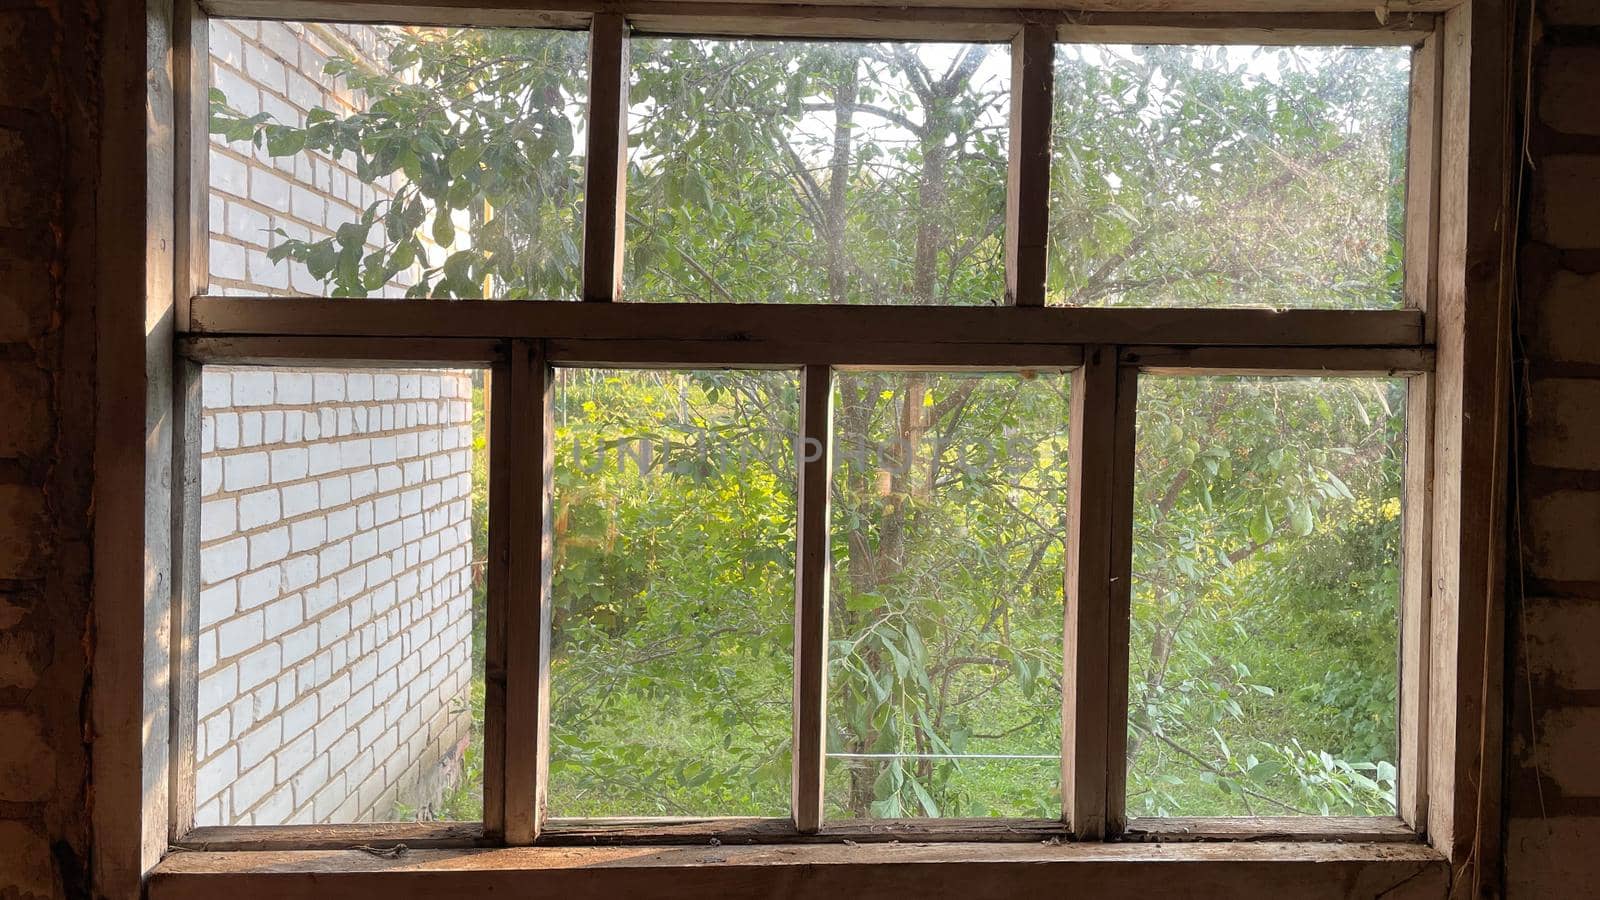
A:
1539;47;1600;137
0;0;95;894
193;20;475;827
1509;6;1600;897
207;20;415;298
193;367;475;825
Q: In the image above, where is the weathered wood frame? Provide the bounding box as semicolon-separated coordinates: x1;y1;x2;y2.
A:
110;0;1512;897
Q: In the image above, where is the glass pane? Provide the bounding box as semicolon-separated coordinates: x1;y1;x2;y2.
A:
625;39;1011;304
194;366;486;824
1047;45;1411;309
207;20;588;299
548;369;799;817
827;371;1068;819
1129;376;1403;817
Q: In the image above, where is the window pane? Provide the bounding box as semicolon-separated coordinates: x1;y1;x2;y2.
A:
625;39;1011;305
827;371;1068;819
548;369;798;817
1047;45;1410;310
194;366;485;824
207;20;587;299
1129;376;1403;817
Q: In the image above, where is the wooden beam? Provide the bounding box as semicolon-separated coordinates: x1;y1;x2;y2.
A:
199;0;1442;41
1398;373;1433;830
93;0;177;892
482;358;511;839
1104;362;1137;835
1056;11;1432;45
179;335;506;365
168;813;1418;851
542;817;1072;845
503;340;556;843
1120;346;1433;375
1122;817;1420;844
1404;30;1443;341
1425;1;1510;890
168;361;204;840
175;0;208;327
201;0;590;27
545;338;1083;369
582;14;629;302
1006;22;1053;307
147;842;1450;900
190;298;1428;348
172;823;491;852
793;365;833;833
626;10;1018;39
1062;346;1116;837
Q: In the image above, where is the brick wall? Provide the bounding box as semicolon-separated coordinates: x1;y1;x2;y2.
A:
198;20;476;826
193;368;476;825
1505;2;1600;895
0;1;96;895
208;18;415;297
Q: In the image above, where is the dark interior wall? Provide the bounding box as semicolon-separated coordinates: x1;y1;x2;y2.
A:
1504;0;1600;895
0;1;1594;897
0;0;99;897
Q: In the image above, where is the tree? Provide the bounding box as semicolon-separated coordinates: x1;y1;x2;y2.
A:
213;28;1409;820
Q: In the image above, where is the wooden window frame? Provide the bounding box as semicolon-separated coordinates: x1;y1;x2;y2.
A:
91;0;1512;897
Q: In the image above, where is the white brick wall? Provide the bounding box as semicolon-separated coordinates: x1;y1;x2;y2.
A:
208;19;415;298
197;20;475;827
195;367;477;826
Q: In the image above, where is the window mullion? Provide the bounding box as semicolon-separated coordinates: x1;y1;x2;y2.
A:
169;359;205;840
793;364;834;833
169;0;208;836
483;357;510;839
1398;372;1434;829
175;0;208;331
582;13;630;302
1403;30;1443;340
1064;346;1136;838
1105;361;1137;835
495;339;555;844
1005;21;1054;307
1398;37;1441;827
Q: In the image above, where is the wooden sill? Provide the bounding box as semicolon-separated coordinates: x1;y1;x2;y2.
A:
149;841;1448;899
171;815;1416;852
1122;815;1420;843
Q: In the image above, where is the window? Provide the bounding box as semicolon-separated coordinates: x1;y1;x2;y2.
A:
826;370;1068;820
192;365;486;825
1128;375;1404;817
145;3;1507;893
625;38;1011;305
207;20;590;299
549;368;798;817
1046;44;1411;309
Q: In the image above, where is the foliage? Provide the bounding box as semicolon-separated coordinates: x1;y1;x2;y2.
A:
212;27;1409;820
1047;45;1410;309
1128;376;1402;815
547;370;797;816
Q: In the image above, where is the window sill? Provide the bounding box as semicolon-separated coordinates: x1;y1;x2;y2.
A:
149;840;1448;900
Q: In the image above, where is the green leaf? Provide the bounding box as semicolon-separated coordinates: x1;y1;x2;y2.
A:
1290;501;1315;537
306;242;337;280
846;592;883;614
908;777;940;817
1249;505;1274;544
433;212;456;249
266;128;307;157
447;143;486;179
